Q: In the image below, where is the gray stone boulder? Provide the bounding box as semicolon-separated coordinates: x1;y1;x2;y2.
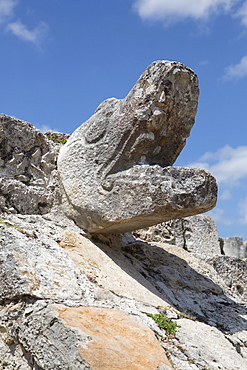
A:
208;255;247;303
168;318;247;370
0;115;68;215
172;215;221;258
221;236;247;258
134;215;221;259
133;220;176;244
58;61;217;234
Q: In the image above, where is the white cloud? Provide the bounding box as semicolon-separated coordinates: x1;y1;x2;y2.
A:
235;0;247;25
189;145;247;185
220;189;232;200
224;55;247;79
207;208;234;225
133;0;239;23
199;60;209;66
191;145;247;231
6;20;48;44
0;0;16;23
0;1;49;44
37;124;51;133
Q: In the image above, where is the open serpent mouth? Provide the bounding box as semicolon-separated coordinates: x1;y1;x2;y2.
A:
58;61;217;234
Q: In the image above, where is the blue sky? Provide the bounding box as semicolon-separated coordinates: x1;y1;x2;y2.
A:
1;0;247;240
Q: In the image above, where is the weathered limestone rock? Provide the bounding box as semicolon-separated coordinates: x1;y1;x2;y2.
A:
168;318;247;370
221;236;247;258
134;215;247;305
0;300;173;370
0;212;246;370
0;115;68;214
208;255;247;303
60;230;169;307
56;305;173;370
58;60;217;234
134;215;221;259
133;220;176;244
1;301;92;370
0;221;90;302
171;215;221;258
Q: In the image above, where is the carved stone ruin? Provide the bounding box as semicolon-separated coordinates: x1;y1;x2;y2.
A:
58;61;217;233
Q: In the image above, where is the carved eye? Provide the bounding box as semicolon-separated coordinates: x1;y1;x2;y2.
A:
85;122;106;144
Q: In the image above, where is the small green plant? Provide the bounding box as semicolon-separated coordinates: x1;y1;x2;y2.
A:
147;313;181;334
0;219;37;238
0;219;23;233
49;134;67;144
175;310;196;321
144;265;153;271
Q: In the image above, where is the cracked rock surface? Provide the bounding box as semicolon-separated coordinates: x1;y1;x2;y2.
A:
0;115;69;215
0;212;246;369
134;215;221;259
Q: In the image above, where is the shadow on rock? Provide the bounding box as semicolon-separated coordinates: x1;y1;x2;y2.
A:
94;235;247;335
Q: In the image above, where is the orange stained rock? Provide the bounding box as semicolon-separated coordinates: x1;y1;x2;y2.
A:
55;305;173;370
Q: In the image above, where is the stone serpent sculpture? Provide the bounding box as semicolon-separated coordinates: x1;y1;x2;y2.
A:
58;60;217;233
